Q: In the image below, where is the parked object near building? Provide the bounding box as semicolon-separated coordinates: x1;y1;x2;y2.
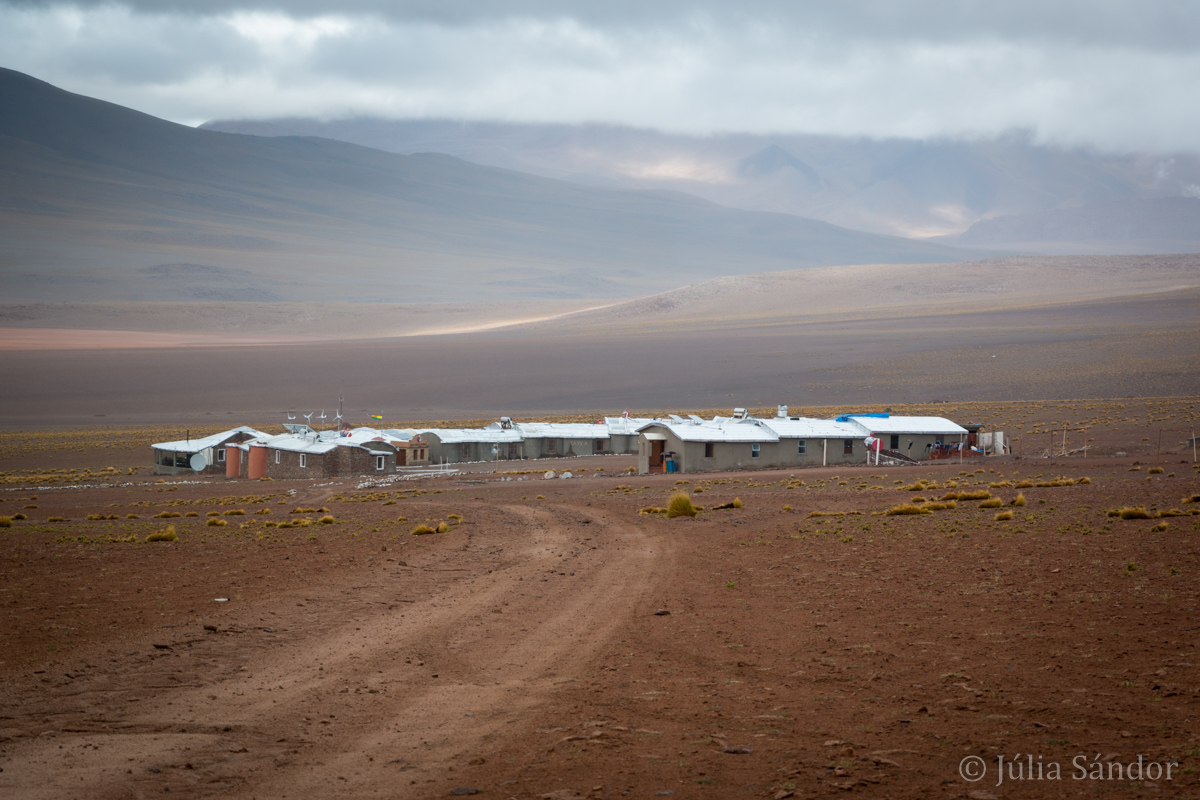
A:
151;426;267;476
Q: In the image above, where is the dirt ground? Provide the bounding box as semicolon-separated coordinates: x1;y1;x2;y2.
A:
2;430;1200;799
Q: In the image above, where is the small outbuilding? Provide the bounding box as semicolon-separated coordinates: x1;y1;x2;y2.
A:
151;425;267;476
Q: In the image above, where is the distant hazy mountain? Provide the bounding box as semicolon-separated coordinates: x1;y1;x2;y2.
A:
0;68;970;304
203;116;1200;248
944;197;1200;254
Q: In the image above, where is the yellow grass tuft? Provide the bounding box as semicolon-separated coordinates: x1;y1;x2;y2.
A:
1151;522;1169;532
147;525;178;542
639;506;667;515
1118;506;1152;520
411;524;438;535
979;498;1003;508
886;503;930;516
318;515;335;524
1148;467;1164;474
666;492;697;518
0;516;10;528
994;511;1013;521
1011;493;1027;507
207;518;227;527
1015;480;1034;489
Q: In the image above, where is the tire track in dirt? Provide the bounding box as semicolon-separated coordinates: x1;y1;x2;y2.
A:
0;502;671;798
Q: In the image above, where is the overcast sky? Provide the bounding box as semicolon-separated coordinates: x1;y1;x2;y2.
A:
4;1;1200;152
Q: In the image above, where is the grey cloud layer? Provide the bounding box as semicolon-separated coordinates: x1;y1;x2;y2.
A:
3;1;1200;151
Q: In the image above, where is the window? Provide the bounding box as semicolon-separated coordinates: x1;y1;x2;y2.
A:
797;439;806;455
461;443;471;458
705;442;714;458
751;443;761;458
216;448;225;463
843;439;854;455
890;435;900;450
544;439;557;455
375;455;385;471
275;450;280;464
299;453;307;468
594;439;608;453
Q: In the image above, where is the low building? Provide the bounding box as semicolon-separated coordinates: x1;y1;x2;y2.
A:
151;426;267;476
836;414;969;461
636;416;779;474
228;426;410;479
515;421;611;459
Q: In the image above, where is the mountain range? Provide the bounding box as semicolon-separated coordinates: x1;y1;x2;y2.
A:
202;117;1200;250
0;68;971;305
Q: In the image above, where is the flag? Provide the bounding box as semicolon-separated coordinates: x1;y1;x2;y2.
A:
371;414;383;421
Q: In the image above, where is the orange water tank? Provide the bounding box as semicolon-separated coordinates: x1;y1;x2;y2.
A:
247;446;268;479
225;446;242;478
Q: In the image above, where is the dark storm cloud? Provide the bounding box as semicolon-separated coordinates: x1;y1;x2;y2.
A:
3;1;1199;151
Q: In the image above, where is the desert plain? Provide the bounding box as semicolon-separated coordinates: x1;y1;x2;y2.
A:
0;395;1199;800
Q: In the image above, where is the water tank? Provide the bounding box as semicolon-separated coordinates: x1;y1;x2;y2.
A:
225;446;241;478
247;446;268;479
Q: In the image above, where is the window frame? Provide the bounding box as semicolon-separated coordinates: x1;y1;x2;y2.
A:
704;442;714;458
843;439;854;455
299;453;307;468
797;439;806;455
751;443;761;458
375;455;385;471
216;448;225;463
275;450;280;464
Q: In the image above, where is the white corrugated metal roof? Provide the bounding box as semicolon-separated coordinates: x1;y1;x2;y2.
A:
604;417;655;435
841;416;969;435
637;420;779;443
516;422;609;439
260;434;339;454
764;419;864;438
397;427;524;444
151;426;267;453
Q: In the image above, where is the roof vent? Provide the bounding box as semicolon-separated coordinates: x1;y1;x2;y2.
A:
777;405;788;418
733;407;748;420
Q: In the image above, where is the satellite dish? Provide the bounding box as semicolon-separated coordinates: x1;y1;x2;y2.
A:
189;453;207;472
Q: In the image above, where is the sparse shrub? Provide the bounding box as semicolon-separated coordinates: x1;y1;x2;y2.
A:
0;516;10;528
411;524;438;535
989;480;1012;488
318;515;335;524
1184;494;1200;504
1151;522;1169;532
782;505;793;511
666;492;697;518
48;516;65;522
207;518;227;527
1148;467;1164;474
436;521;450;533
536;495;545;500
886;503;930;516
639;506;667;515
994;511;1013;521
1129;466;1141;472
396;516;408;522
86;514;103;520
153;511;181;519
185;511;199;517
1015;480;1033;489
147;526;178;542
946;490;991;501
924;500;956;511
14;513;28;520
1118;507;1152;520
1078;477;1091;484
224;509;246;516
1155;509;1187;518
979;498;1003;509
732;497;743;508
1011;493;1027;507
23;504;37;509
448;513;463;522
255;508;271;514
206;511;219;516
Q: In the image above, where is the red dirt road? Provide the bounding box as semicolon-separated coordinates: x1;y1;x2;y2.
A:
2;453;1199;799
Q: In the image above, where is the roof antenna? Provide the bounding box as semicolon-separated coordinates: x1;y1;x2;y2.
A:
287;411;296;421
318;410;327;429
303;412;314;429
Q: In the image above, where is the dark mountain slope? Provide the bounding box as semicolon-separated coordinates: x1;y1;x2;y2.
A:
1;68;972;303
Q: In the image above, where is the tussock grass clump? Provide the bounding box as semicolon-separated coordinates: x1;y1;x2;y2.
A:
1036;477;1076;487
1129;466;1142;472
1184;494;1200;504
1118;506;1152;520
318;515;335;524
639;506;667;515
13;513;27;520
184;511;199;517
447;513;463;522
536;495;545;500
126;513;138;519
713;498;744;510
923;500;956;511
146;526;178;543
782;505;793;511
944;490;991;501
411;524;438;535
808;510;863;518
293;507;317;513
0;516;10;528
886;503;930;516
1148;467;1164;474
979;498;1003;509
1011;493;1027;507
224;509;246;516
153;511;181;519
994;511;1013;521
48;516;65;522
666;492;697;518
1015;480;1034;489
1151;522;1169;532
1078;477;1091;484
436;521;450;533
207;518;227;527
255;508;271;514
206;511;220;516
902;480;930;491
396;516;408;523
989;480;1012;488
